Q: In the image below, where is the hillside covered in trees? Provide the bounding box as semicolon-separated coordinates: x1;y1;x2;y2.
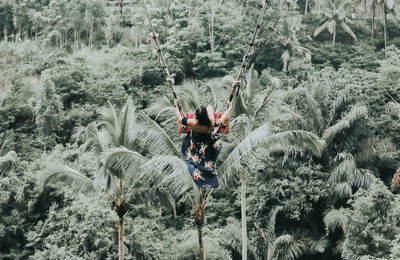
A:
1;0;400;259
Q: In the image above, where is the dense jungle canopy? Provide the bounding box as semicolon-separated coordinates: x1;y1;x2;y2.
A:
1;0;400;259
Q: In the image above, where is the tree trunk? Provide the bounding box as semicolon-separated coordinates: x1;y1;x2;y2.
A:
194;197;206;260
119;217;124;260
209;5;215;52
197;224;205;260
304;0;309;15
332;27;336;50
119;0;124;26
241;172;247;260
384;4;387;57
89;18;94;48
372;3;375;38
4;28;7;42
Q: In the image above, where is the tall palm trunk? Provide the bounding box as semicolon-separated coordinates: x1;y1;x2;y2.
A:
209;5;215;52
332;27;336;50
118;217;124;260
304;0;309;15
194;197;206;260
119;0;124;26
241;172;247;260
116;196;127;260
383;4;387;57
372;3;375;38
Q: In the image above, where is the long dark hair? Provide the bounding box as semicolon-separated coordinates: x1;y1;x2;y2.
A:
195;105;211;126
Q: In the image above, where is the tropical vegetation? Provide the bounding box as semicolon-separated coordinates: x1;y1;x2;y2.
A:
1;0;400;259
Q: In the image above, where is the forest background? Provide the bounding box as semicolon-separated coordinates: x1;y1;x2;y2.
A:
1;0;400;259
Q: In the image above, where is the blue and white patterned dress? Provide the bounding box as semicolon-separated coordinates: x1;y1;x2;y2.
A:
181;130;222;188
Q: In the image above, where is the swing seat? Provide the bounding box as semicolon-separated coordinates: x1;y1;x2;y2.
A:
178;112;230;133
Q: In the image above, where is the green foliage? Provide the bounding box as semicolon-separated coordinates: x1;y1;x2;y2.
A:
342;181;400;260
35;70;63;148
1;1;400;259
27;196;117;259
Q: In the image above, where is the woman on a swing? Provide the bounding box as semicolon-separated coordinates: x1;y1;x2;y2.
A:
173;95;234;188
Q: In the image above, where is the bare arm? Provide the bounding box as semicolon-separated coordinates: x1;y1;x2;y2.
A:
207;105;215;127
216;101;232;125
174;99;197;127
174;99;183;123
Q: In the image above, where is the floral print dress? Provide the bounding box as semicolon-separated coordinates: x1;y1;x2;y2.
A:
181;131;222;188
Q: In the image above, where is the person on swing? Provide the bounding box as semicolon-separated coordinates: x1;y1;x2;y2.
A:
173;93;234;188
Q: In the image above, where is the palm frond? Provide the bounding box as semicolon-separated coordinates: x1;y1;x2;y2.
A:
314;19;331;37
98;101;120;144
324;208;347;234
177;80;205;111
278;105;308;128
141;155;192;197
266;206;283;245
322;119;350;144
233;87;249;117
343;104;368;124
244;64;259;100
146;95;175;120
308;237;329;254
102;147;147;182
334;182;352;200
327;20;337;34
354;137;395;163
323;104;367;143
231;113;252;140
219;124;325;183
42;165;104;196
137;111;180;157
329;153;356;185
119;98;138;147
80;121;110;153
352;169;375;189
253;88;279;126
218;217;259;259
268;234;307;260
289;87;324;134
71;124;86;143
260;69;282;88
340;21;357;40
328;87;350;125
386;101;400;118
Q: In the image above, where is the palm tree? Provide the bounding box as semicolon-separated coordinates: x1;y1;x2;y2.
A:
323;207;348;255
282;76;390;201
377;0;397;57
267;235;307;260
313;0;357;50
270;16;311;72
113;110;210;259
134;76;324;259
42;99;149;260
216;67;325;260
218;217;259;258
387;99;400;191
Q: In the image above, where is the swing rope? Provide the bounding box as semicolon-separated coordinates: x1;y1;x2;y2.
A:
142;0;184;116
142;0;269;109
229;0;269;103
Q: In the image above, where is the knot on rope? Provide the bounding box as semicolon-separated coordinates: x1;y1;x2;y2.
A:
232;80;240;87
248;46;255;56
149;32;159;38
166;73;176;85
